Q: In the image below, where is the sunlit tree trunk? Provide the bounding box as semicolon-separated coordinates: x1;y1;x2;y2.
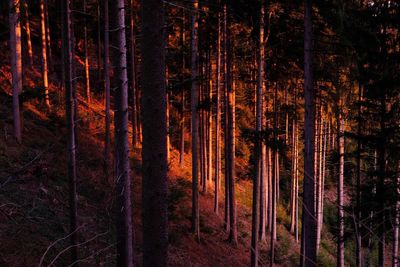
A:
44;0;52;67
83;0;91;104
103;0;111;182
166;67;170;162
300;0;317;265
112;0;134;265
208;51;213;192
191;0;200;242
9;0;22;143
62;0;78;263
22;0;33;66
141;0;168;264
97;0;102;84
356;84;363;267
41;0;50;107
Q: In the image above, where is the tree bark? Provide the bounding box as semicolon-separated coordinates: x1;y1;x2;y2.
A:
112;0;134;265
337;95;345;267
41;0;50;107
62;0;78;263
191;0;200;241
9;0;22;143
300;0;317;265
103;0;111;182
22;0;33;66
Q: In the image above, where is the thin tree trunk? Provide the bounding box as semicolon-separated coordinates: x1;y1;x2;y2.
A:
300;0;317;265
180;11;186;168
44;0;52;68
141;0;168;264
103;0;111;182
214;7;221;213
356;83;363;267
191;0;200;242
337;95;345;267
208;50;213;193
9;0;22;143
226;10;237;245
393;161;400;267
130;0;138;148
41;0;50;108
112;0;134;265
62;0;78;263
22;0;33;66
166;69;170;162
97;0;102;84
83;0;91;104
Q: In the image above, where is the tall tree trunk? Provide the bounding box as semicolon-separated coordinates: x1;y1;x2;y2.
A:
9;0;22;143
44;0;52;68
22;0;33;66
103;0;111;182
62;0;78;263
393;161;400;267
356;83;363;267
208;50;213;193
300;0;317;265
112;0;134;265
214;7;221;213
130;0;138;148
97;0;102;84
191;0;200;241
141;0;168;264
378;96;386;267
226;10;237;246
223;3;230;233
41;0;50;107
337;95;345;267
83;0;91;104
251;1;265;264
180;11;186;168
166;68;170;162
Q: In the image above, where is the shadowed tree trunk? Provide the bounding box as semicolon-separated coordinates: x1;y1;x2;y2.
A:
141;0;168;265
191;0;200;242
103;0;110;182
300;0;317;265
130;0;138;148
214;6;221;213
112;0;134;265
62;0;78;263
9;0;22;143
356;84;363;267
393;161;400;267
180;10;186;167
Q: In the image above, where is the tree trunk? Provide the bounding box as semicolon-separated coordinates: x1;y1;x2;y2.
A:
300;0;317;265
378;96;386;267
191;0;200;241
180;11;186;168
130;0;138;148
393;161;400;267
141;0;168;265
97;0;102;85
22;0;33;66
44;0;52;68
356;83;362;267
83;0;91;104
112;0;134;265
103;0;111;182
337;96;345;267
214;7;221;213
9;0;22;143
62;0;78;263
226;10;237;245
251;1;264;263
41;0;50;107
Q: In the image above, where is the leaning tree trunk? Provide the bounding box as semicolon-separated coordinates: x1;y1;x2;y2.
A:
141;0;168;265
40;0;50;107
191;0;200;242
112;0;134;265
62;0;78;263
9;0;22;143
300;0;317;265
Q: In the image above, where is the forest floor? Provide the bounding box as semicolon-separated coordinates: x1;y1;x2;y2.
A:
0;54;340;266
